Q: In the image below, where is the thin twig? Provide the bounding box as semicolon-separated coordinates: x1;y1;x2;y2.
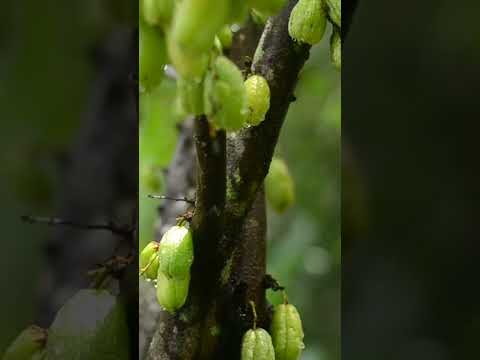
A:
20;215;133;236
148;194;195;205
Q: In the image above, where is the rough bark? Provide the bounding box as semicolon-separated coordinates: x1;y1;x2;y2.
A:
147;1;311;358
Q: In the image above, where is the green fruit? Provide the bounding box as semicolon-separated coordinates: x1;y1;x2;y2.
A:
177;77;205;115
156;271;191;313
204;56;248;131
139;21;167;92
228;0;249;24
217;25;233;50
156;226;194;312
241;328;275;360
2;326;46;360
270;304;305;360
139;241;160;280
330;28;341;71
44;289;129;359
251;8;270;25
325;0;340;28
288;0;327;45
170;0;229;54
245;75;271;126
167;34;209;80
141;0;175;27
158;226;194;279
247;0;286;16
265;157;295;213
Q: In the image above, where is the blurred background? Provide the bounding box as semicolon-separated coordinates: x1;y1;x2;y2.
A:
0;0;136;353
344;0;480;359
139;29;341;360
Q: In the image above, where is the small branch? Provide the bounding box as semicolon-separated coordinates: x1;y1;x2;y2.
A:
148;194;195;205
21;215;133;237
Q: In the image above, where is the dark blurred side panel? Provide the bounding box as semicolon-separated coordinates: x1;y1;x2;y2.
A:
343;1;480;359
0;0;137;357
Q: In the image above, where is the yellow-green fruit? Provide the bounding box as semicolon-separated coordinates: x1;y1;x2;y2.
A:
170;0;229;54
178;77;205;115
156;226;194;312
156;272;191;313
251;8;270;25
325;0;340;28
288;0;327;45
141;0;175;27
204;56;248;131
217;25;233;50
140;241;159;271
265;158;295;213
241;328;275;360
167;34;209;80
270;304;305;360
2;326;46;360
330;29;341;71
247;0;286;16
139;21;167;92
245;75;271;126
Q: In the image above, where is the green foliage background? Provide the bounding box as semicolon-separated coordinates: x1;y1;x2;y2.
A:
140;33;340;359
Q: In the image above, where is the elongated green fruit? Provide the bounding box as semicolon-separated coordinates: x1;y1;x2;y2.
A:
177;77;205;115
204;56;248;131
247;0;286;16
241;328;275;360
245;75;271;126
156;272;191;313
158;226;194;278
325;0;340;28
270;304;305;360
167;34;209;81
141;0;175;27
330;28;341;71
139;21;167;92
2;326;46;360
265;157;295;213
288;0;327;45
228;0;249;24
156;225;194;312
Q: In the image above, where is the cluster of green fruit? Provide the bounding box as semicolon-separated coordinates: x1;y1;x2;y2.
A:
288;0;341;70
139;225;194;313
2;290;129;360
140;0;299;133
242;301;304;360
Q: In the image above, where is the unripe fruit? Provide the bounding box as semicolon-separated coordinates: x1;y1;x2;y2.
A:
325;0;340;28
204;56;248;131
139;21;167;92
141;0;175;27
245;75;271;126
265;157;295;213
139;241;160;280
288;0;327;45
330;29;341;71
156;225;194;312
177;77;205;115
167;35;209;80
167;0;230;80
158;226;194;278
270;304;305;360
217;25;233;50
247;0;286;16
241;328;275;360
228;0;249;24
44;290;129;359
156;271;191;313
2;326;46;360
